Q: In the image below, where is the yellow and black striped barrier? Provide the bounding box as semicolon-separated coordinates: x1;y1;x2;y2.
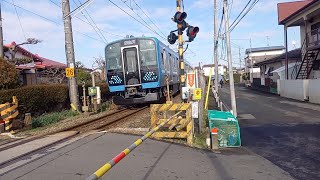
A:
150;102;193;145
0;96;19;132
86;111;182;180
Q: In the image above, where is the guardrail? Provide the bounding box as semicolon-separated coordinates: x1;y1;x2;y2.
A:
0;96;19;132
86;111;182;180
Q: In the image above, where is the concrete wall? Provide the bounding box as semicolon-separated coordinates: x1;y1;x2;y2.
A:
308;79;320;104
279;80;309;101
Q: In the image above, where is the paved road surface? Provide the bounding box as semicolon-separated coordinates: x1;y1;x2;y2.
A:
215;85;320;180
0;132;292;180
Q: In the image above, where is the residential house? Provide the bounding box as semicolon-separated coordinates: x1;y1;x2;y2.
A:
264;0;320;104
244;46;285;83
3;41;67;85
202;64;227;77
278;0;320;79
253;48;301;93
256;48;302;81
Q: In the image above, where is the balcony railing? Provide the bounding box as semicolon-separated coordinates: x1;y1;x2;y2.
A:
307;28;320;48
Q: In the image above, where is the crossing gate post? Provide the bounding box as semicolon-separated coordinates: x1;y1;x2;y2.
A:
150;102;193;145
0;96;19;132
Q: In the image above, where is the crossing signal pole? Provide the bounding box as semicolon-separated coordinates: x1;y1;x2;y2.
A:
169;0;199;97
223;0;237;117
62;0;80;111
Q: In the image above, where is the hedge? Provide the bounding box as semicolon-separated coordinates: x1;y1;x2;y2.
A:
0;84;68;115
0;83;110;115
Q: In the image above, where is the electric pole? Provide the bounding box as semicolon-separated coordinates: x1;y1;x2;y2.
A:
214;0;219;93
176;0;185;91
239;48;241;69
0;2;4;58
62;0;80;111
223;0;237;117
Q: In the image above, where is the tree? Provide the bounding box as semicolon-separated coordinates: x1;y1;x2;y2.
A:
8;38;42;61
76;69;91;84
0;58;19;89
92;56;106;82
75;61;91;84
75;61;85;68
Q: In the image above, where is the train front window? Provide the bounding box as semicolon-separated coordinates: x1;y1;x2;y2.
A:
139;40;157;67
106;43;121;71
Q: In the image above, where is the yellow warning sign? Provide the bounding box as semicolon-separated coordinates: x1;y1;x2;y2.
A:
66;68;75;78
193;88;202;100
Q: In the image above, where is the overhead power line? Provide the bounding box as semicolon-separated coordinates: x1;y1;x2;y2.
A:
49;0;123;38
11;0;30;51
106;0;166;41
3;0;105;43
132;0;167;38
73;0;108;44
229;0;259;32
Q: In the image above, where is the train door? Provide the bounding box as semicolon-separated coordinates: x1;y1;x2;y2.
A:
121;46;141;86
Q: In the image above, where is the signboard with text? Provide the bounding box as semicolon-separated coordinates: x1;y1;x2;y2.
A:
187;73;195;88
65;68;75;78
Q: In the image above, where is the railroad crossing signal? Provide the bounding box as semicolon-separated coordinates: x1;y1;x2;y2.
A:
187;26;199;42
173;12;187;23
168;32;178;44
65;68;75;78
168;11;199;44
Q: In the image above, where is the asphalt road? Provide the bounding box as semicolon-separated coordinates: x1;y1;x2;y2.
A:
0;132;292;180
215;85;320;180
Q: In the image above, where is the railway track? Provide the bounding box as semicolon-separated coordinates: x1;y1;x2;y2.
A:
0;107;147;152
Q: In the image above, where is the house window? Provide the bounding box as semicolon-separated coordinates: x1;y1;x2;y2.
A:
268;67;274;76
311;22;320;35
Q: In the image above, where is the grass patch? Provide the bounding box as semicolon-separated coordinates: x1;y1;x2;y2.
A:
193;132;208;149
32;110;79;128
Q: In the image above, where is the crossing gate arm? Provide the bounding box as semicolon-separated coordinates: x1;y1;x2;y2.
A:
86;111;183;180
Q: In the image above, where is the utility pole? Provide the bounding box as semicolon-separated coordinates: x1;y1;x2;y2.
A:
0;2;4;58
239;48;241;69
223;0;237;117
176;0;185;92
62;0;80;111
214;0;219;93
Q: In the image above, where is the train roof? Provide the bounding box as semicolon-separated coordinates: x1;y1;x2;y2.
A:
105;36;193;68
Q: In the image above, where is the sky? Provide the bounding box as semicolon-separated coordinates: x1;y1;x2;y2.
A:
2;0;301;68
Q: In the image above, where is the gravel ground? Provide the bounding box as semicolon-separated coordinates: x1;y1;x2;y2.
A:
12;104;120;138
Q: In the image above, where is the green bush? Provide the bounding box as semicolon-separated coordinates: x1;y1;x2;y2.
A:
0;58;19;90
0;83;111;115
32;110;79;128
0;85;68;115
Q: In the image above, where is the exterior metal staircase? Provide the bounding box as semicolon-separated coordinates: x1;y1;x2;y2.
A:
292;30;320;79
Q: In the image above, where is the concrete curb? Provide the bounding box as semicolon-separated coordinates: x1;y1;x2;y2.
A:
0;131;79;167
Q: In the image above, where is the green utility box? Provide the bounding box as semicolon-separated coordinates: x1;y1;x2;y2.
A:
208;110;241;147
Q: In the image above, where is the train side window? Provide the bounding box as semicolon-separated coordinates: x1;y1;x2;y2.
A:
161;52;164;67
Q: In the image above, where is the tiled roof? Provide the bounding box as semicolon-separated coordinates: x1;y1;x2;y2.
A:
34;54;67;68
3;41;66;69
278;0;316;25
255;48;301;66
245;46;285;54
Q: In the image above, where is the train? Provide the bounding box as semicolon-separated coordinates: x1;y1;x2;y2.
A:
105;37;192;105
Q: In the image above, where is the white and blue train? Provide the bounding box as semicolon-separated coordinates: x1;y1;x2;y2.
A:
105;37;192;105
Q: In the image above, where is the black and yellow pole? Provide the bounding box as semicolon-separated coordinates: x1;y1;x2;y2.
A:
176;0;185;93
